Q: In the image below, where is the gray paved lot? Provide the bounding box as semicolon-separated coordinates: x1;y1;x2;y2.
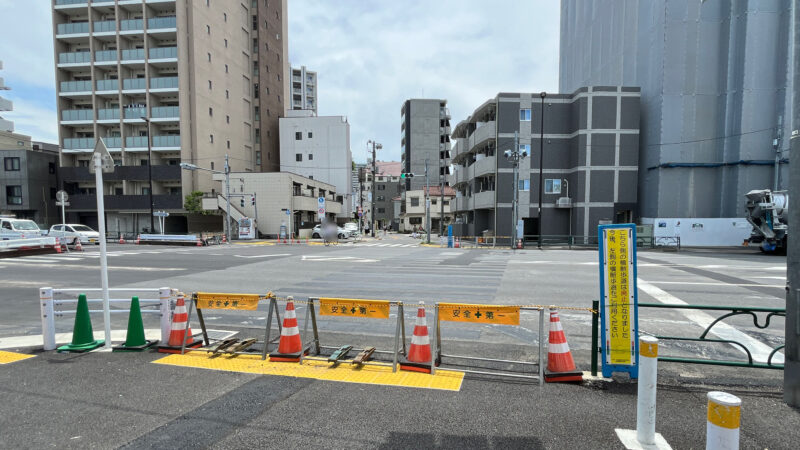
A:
0;235;797;448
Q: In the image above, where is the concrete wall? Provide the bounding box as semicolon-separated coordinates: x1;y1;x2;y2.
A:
560;0;793;219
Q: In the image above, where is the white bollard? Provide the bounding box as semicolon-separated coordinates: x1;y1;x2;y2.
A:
40;287;56;350
636;336;659;445
706;391;741;450
159;287;172;344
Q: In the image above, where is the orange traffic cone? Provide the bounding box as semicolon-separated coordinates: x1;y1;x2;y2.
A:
400;302;436;373
269;296;305;362
135;234;140;245
54;238;62;254
74;239;83;252
222;234;227;244
454;237;460;248
196;237;203;247
119;234;125;244
158;296;202;354
545;309;583;382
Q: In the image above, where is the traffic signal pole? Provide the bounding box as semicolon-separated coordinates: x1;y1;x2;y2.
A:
786;0;799;407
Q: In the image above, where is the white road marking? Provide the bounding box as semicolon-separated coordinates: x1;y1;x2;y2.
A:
646;281;784;288
638;279;784;364
753;276;786;280
234;253;291;259
301;255;379;263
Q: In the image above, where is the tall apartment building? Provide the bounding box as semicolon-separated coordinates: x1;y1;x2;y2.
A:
278;110;351;219
449;88;641;240
401;99;451;191
289;65;317;114
51;0;287;233
560;0;794;219
0;61;13;132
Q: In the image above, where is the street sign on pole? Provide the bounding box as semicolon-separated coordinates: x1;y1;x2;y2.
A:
91;138;116;348
318;196;326;220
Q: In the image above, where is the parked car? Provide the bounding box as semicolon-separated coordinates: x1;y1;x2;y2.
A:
311;224;348;239
48;224;101;245
343;222;359;236
0;218;43;240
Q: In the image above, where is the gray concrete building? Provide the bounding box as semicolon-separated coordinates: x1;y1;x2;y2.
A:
371;161;402;231
0;61;14;132
401;99;451;191
289;65;317;115
0;131;60;226
559;0;794;219
449;88;641;240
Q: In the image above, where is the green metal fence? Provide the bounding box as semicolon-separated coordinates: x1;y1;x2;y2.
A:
590;300;785;375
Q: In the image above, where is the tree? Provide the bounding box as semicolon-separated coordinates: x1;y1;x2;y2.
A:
184;191;210;215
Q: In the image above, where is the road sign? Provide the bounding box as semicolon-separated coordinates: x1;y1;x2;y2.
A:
56;190;68;202
153;211;169;217
598;223;639;378
89;138;115;174
285;209;291;215
55;201;70;207
317;196;326;220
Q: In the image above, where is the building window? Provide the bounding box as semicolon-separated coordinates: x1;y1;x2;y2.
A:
140;159;148;166
296;153;302;162
206;25;211;34
295;132;302;140
225;89;229;99
226;140;230;149
224;38;228;48
520;108;531;121
210;134;214;143
49;162;56;174
209;107;213;116
4;157;20;171
377;185;386;191
255;151;261;165
211;162;215;170
308;154;313;161
223;12;227;22
6;185;22;205
544;179;561;194
410;197;419;207
519;143;530;155
225;64;229;73
377;208;385;213
518;179;530;191
307;132;312;138
207;53;211;62
208;80;212;90
226;115;230;124
142;187;151;195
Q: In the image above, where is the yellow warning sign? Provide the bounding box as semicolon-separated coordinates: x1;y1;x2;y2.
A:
603;228;633;365
319;298;390;319
196;292;261;310
438;303;520;325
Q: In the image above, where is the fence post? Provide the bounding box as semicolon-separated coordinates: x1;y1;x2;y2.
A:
159;287;172;344
706;391;740;450
591;300;599;376
637;336;659;445
40;287;56;350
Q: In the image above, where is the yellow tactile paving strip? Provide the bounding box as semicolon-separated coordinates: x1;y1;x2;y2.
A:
153;352;464;391
233;241;275;246
0;350;36;365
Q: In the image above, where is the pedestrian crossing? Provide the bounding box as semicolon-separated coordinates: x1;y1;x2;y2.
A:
357;243;418;248
0;248;192;265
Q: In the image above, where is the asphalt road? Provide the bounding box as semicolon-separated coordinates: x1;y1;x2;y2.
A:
0;234;797;448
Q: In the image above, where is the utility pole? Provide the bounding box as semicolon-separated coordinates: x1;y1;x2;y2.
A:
224;154;231;244
425;159;431;244
538;91;546;249
504;131;525;250
141;115;154;233
368;140;382;237
440;160;445;238
785;0;799;407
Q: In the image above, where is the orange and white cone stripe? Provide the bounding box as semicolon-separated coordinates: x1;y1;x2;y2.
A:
276;298;303;355
546;309;579;376
407;302;431;363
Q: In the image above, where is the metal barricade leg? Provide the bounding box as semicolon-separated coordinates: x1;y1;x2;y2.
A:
181;297;194;355
309;299;320;355
392;308;401;373
40;287;55;351
538;308;544;385
159;287;171;344
399;303;407;355
431;305;438;375
262;298;276;360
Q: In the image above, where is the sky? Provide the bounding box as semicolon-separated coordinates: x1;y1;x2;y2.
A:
0;0;560;163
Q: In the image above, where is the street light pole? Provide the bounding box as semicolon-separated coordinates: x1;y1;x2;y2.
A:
504;131;525;250
425;159;431;244
368;140;382;237
538;91;547;249
224;154;231;244
141;115;154;233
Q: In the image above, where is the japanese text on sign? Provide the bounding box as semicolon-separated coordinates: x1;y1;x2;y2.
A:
604;228;633;365
319;298;390;319
196;292;261;310
438;303;520;326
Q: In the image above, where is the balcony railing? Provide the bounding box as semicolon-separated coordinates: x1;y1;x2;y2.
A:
149;46;177;59
95;50;118;62
105;137;122;148
60;165;181;182
93;20;116;33
60;80;92;92
124;107;148;119
67;194;183;210
123;78;146;90
120;19;144;32
96;79;119;91
63;138;95;150
147;16;177;29
62;109;93;121
58;51;91;65
98;108;120;120
55;0;87;5
153;135;180;147
151;106;179;118
125;136;148;147
150;77;178;89
121;48;145;61
57;22;89;35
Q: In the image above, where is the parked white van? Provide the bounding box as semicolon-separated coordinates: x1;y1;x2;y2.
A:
48;224;101;245
0;218;43;240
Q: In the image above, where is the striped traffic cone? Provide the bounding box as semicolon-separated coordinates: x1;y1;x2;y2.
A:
400;302;435;373
54;237;62;253
269;297;305;362
158;296;202;354
545;308;583;382
119;234;125;244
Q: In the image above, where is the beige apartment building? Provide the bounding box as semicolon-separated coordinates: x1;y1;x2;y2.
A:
51;0;288;233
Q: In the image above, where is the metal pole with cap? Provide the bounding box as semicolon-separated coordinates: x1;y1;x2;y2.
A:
91;138;114;347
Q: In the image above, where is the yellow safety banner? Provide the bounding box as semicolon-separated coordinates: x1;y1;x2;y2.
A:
438;303;520;326
197;292;261;310
319;298;390;319
604;228;633;365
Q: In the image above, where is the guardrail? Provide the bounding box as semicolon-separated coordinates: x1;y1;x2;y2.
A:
0;237;58;250
39;287;176;350
589;300;785;374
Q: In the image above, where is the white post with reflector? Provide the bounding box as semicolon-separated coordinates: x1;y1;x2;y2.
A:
90;138;116;348
706;391;741;450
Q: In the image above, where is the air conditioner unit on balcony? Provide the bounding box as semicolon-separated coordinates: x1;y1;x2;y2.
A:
556;197;572;208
